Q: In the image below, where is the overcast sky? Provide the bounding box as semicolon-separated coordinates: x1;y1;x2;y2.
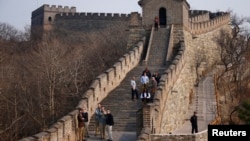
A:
0;0;249;31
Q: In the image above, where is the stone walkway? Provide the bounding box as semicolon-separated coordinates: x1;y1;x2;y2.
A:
87;27;169;141
84;73;216;141
85;27;216;140
86;131;136;141
86;66;165;141
171;73;216;134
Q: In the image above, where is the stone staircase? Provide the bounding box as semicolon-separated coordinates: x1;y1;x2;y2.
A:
147;27;170;66
88;66;144;132
89;27;170;133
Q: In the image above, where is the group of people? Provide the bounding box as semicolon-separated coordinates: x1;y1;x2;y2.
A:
77;103;114;141
94;103;114;141
77;67;198;141
130;67;161;103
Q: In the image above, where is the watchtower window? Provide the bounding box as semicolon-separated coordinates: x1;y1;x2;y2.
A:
48;17;52;22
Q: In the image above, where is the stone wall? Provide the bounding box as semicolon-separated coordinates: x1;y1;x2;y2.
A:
137;20;231;141
140;0;188;27
28;2;232;141
151;130;207;141
54;13;131;32
18;38;146;141
31;4;77;31
187;13;230;35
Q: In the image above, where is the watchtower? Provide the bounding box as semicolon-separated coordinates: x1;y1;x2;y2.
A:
138;0;190;28
31;4;76;31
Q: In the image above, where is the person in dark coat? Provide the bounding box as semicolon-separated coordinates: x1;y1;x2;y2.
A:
106;109;114;141
82;108;89;138
77;108;85;141
190;111;198;134
152;72;161;86
142;67;151;79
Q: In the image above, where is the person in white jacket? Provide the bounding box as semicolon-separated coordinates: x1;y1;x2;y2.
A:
130;76;139;100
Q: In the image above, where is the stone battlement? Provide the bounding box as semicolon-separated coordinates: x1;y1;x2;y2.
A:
188;12;230;35
44;4;76;12
56;12;139;21
32;4;76;17
189;10;209;17
189;10;210;23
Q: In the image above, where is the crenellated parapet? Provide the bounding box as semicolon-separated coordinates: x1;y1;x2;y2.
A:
55;12;139;21
189;10;210;23
44;4;76;13
188;12;230;35
32;4;76;17
189;10;209;17
31;4;142;35
31;4;77;32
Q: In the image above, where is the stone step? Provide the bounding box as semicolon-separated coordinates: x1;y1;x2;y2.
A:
88;65;166;132
147;27;170;66
88;28;169;133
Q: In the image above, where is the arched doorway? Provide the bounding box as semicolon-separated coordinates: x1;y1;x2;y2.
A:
159;8;167;26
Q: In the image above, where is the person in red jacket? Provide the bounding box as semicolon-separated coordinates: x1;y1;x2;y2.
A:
154;16;159;31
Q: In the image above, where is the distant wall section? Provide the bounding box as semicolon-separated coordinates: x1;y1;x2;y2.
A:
55;12;132;32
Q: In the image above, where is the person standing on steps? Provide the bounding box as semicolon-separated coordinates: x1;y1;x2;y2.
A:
95;103;102;136
150;76;158;96
106;109;114;141
140;88;151;103
152;72;161;86
140;72;150;91
77;108;86;141
131;76;139;100
99;106;107;140
154;16;159;31
190;111;198;134
82;107;90;138
142;67;151;79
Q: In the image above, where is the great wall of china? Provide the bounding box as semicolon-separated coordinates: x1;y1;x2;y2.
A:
20;1;232;140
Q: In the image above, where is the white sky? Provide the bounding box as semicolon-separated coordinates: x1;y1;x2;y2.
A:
0;0;249;31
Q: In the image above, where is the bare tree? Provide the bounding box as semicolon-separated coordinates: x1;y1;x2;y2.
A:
0;19;130;140
215;13;250;124
194;48;206;86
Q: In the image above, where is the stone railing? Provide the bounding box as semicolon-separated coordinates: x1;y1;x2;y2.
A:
142;26;154;66
19;38;146;141
165;24;174;66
